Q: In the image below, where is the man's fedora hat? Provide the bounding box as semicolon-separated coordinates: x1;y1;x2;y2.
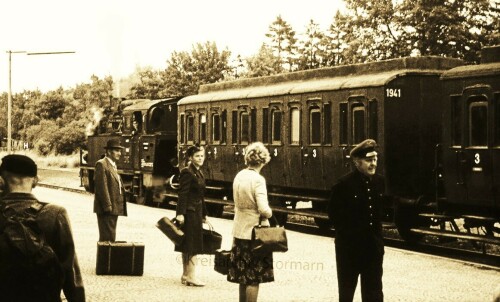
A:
104;139;124;150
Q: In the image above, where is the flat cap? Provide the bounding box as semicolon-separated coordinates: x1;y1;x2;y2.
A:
350;139;378;158
104;139;124;150
0;154;37;177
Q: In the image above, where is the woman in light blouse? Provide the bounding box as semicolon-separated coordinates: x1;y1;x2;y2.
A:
228;142;273;302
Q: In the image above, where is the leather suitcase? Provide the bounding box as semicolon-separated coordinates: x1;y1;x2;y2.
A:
156;217;184;246
96;241;145;276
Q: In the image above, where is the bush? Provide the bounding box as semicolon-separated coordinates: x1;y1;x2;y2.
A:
54;125;86;155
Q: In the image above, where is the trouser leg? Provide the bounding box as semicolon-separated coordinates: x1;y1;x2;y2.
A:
336;251;359;302
97;214;118;241
360;254;384;302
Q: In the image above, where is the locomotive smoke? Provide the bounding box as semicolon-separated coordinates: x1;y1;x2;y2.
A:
85;107;104;137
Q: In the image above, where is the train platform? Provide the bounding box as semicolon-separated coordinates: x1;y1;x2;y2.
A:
32;186;499;302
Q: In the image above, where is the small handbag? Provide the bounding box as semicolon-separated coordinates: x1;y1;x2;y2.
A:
156;217;184;246
252;216;288;255
202;222;222;254
214;249;231;275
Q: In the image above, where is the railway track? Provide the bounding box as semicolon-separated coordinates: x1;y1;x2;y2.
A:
37;182;500;268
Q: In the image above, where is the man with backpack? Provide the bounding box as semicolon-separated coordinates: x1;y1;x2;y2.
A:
0;154;85;302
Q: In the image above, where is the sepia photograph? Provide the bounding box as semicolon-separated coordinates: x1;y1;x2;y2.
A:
0;0;499;301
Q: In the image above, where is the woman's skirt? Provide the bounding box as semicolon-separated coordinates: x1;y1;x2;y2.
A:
227;238;274;285
174;209;203;255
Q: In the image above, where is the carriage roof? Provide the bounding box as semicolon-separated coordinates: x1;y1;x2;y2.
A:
179;56;462;105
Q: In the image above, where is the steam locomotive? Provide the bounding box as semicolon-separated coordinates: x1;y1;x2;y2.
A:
80;45;500;243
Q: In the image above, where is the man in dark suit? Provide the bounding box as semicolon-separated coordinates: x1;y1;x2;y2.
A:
94;139;127;242
328;139;385;302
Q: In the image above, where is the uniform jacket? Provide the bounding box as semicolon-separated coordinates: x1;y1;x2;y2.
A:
176;163;207;217
1;193;86;302
93;157;127;216
328;169;385;256
232;168;273;240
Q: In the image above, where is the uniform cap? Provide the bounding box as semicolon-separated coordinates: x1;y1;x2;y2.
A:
104;139;124;150
349;139;378;158
0;154;37;177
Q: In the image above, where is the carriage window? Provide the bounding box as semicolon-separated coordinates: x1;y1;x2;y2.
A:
221;110;227;144
369;100;378;140
469;100;487;147
339;103;348;145
323;103;332;144
290;108;300;145
180;114;185;143
451;96;462;146
310;108;321;144
241;112;249;144
272;110;282;143
352;105;366;144
187;115;194;143
262;108;269;143
232;111;238;144
200;113;207;144
495;94;500;146
212;113;221;143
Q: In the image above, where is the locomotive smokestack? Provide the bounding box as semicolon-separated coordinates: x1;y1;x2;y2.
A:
481;45;500;64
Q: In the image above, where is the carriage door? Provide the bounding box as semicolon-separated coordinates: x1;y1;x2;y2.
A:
463;95;493;206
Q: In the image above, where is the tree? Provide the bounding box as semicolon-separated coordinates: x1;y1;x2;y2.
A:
265;15;298;72
243;44;282;78
37;88;67;120
73;75;114;110
128;67;164;99
338;0;499;64
161;41;232;96
297;19;327;70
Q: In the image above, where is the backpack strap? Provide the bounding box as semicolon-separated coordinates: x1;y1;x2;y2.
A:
25;202;48;218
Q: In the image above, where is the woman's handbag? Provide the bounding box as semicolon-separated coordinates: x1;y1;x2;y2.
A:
214;249;231;275
202;222;222;254
156;217;184;246
252;216;288;255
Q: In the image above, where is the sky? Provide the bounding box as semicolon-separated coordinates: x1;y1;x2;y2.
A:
1;0;345;96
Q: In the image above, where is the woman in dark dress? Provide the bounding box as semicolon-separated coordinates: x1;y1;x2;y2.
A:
175;145;208;287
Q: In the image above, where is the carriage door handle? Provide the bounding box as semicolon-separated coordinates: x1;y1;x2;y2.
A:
456;150;466;185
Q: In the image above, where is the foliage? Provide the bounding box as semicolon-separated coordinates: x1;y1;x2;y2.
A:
128;67;164;99
243;44;282;77
265;15;298;72
160;41;232;97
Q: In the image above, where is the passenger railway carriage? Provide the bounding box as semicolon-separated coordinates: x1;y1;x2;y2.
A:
81;46;500;243
176;55;463;227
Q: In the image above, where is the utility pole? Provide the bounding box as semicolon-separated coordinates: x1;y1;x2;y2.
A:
6;50;75;153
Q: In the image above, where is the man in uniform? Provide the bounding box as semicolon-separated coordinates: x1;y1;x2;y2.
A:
0;154;85;301
328;139;385;302
94;139;127;242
